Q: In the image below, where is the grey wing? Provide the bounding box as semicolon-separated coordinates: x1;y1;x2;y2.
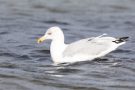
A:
63;37;116;57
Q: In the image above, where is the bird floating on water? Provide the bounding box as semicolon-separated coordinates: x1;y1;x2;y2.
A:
37;26;128;64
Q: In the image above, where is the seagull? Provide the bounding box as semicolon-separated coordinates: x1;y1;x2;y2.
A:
37;26;128;64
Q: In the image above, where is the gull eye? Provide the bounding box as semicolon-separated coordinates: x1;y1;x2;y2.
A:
48;32;52;35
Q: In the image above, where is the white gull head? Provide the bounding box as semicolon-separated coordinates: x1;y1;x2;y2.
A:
37;26;67;63
37;26;64;43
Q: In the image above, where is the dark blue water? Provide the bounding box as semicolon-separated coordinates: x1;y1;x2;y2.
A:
0;0;135;90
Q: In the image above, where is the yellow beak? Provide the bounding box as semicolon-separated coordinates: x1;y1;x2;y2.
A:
37;35;46;44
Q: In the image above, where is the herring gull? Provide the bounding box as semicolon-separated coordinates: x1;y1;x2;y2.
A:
37;26;128;63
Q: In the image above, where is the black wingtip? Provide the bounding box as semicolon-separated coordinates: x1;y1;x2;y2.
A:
119;37;129;41
113;37;129;44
